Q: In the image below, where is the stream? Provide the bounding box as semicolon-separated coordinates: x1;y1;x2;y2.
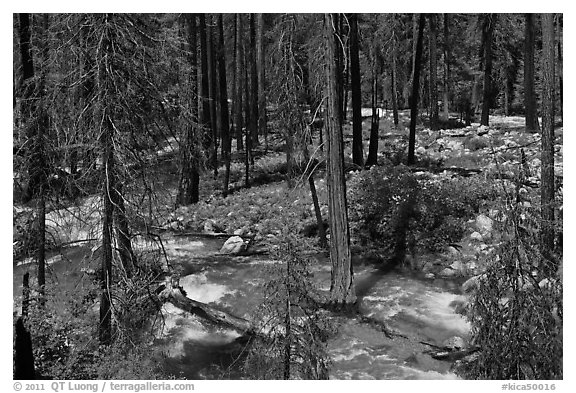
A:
13;235;470;380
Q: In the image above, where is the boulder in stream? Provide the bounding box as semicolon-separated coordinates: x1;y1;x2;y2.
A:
220;236;247;255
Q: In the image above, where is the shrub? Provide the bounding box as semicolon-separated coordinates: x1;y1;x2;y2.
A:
348;165;497;257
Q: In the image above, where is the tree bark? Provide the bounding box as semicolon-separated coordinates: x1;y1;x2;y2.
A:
199;14;213;160
217;14;231;197
176;14;200;206
557;22;563;122
540;13;556;273
442;13;451;121
480;14;496;127
235;14;244;151
256;13;268;150
428;14;439;131
97;19;115;344
249;14;259;148
408;14;426;166
206;15;218;176
158;280;253;334
391;25;399;127
366;48;380;167
524;14;540;132
115;184;135;277
324;13;355;305
349;14;364;167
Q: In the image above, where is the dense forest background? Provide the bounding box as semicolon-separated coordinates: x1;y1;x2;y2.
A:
12;13;562;380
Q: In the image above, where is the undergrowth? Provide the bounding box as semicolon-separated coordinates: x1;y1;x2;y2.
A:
347;165;497;258
18;253;172;380
464;201;563;379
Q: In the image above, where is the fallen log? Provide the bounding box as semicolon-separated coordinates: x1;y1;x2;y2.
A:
156;277;254;335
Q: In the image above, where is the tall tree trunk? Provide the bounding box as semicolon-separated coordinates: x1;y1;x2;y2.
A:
557;26;563;122
199;14;213;160
366;48;380;167
480;14;496;127
442;13;451;121
408;13;418;109
349;13;364;167
391;25;399;127
217;14;231;197
243;39;252;185
18;13;38;204
115;184;135;277
428;14;439;131
335;14;345;126
340;15;349;121
235;14;244;151
256;13;268;150
303;131;328;249
324;13;355;306
206;15;218;176
540;13;556;274
97;19;115;344
524;13;539;132
176;14;200;206
408;14;425;166
249;14;259;148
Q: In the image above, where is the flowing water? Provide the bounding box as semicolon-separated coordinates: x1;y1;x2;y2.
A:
13;235;470;380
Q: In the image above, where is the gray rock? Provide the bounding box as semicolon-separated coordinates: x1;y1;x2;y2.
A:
449;260;463;272
447;246;460;256
220;236;246;255
424;272;435;279
462;275;482;293
416;146;426;155
470;231;483;241
440;267;456;278
233;226;250;236
475;214;493;237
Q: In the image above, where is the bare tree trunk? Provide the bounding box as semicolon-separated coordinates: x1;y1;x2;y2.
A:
249;14;259;148
177;14;200;206
442;13;451;121
303;137;327;249
243;34;252;186
349;13;364;167
98;57;114;346
408;14;425;166
557;23;563;123
235;14;244;151
480;14;496;127
199;14;213;160
217;14;231;197
115;184;135;277
366;48;380;167
18;13;38;204
428;14;439;131
524;13;540;132
540;13;556;274
391;25;399;127
256;13;268;150
206;15;218;177
324;13;355;306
